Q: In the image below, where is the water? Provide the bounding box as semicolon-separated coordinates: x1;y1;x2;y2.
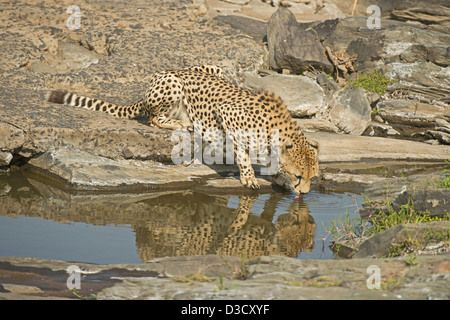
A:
0;171;363;264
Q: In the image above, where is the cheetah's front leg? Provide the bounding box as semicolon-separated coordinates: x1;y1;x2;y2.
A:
235;146;260;190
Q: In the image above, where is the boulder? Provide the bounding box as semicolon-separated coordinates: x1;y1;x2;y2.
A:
0;151;13;166
303;15;450;76
392;189;450;217
374;99;450;144
243;73;325;117
385;62;450;105
328;88;371;135
351;221;450;258
267;7;333;75
212;15;268;42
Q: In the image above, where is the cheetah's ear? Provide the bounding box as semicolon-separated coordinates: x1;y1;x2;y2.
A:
308;139;319;151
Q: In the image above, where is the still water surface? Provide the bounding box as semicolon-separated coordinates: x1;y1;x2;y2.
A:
0;172;363;264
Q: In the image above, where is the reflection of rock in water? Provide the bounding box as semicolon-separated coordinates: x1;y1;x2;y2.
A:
135;193;315;261
0;172;315;261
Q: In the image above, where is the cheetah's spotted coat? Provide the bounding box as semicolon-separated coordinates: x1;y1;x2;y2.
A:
47;65;319;194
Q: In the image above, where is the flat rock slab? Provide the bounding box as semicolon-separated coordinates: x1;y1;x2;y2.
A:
243;73;325;117
0;254;449;300
20;131;450;191
338;221;450;259
308;132;450;163
25;147;274;192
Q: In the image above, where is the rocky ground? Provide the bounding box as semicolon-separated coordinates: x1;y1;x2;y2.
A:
0;253;449;300
0;0;449;299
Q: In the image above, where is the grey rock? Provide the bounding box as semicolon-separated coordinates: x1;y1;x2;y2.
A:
56;40;101;71
243;73;325;117
308;131;450;163
213;15;268;42
352;221;450;258
436;118;450;128
316;72;340;92
328;88;371;135
267;7;333;75
2;253;449;300
294;119;337;133
0;151;13;166
29;61;57;74
374;99;450;143
364;122;400;137
392;189;450;217
26;147;259;190
427;130;450;145
0;122;26;152
385;62;450;104
304;16;405;54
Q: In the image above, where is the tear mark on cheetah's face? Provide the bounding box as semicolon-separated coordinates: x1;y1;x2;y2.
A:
275;134;319;194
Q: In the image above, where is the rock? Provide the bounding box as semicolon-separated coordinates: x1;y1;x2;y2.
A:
26;148;218;189
29;60;57;74
213;15;268;42
385;62;450;105
316;72;340;92
364;122;400;137
377;100;448;125
427;130;450;145
306;15;450;67
433;261;450;274
2;253;449;300
0;151;13;166
25;147;275;191
389;6;450;30
267;7;333;74
56;40;101;71
346;221;450;258
392;189;450;217
304;16;400;54
243;73;325;117
328;88;371;135
0;122;26;152
436;118;450;128
382;27;450;68
307;131;450;163
294;118;337;133
2;284;44;295
374;99;450;143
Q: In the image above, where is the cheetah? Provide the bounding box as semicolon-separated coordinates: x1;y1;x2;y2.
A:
47;65;319;194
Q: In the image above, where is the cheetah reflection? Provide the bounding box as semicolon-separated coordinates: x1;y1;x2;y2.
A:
134;192;315;261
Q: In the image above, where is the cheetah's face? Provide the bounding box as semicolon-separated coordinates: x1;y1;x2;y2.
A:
275;137;319;194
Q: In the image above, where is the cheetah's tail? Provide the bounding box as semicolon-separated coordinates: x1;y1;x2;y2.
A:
46;90;144;119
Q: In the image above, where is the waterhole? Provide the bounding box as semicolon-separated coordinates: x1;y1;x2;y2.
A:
0;171;363;264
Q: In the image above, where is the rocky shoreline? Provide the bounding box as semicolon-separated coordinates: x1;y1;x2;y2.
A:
1;253;449;300
1;0;449;299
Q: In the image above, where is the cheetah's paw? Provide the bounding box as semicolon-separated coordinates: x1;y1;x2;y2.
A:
241;177;260;190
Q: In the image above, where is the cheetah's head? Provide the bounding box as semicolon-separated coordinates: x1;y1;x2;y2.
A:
275;134;319;194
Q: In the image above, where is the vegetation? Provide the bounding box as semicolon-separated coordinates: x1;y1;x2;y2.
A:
436;157;450;188
324;170;450;257
217;253;257;280
346;69;394;96
366;199;450;236
70;289;97;300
